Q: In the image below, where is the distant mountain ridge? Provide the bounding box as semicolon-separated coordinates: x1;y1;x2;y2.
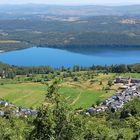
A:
0;4;140;16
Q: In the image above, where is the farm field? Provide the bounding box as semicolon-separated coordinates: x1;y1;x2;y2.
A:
0;83;46;108
0;82;114;109
0;72;140;109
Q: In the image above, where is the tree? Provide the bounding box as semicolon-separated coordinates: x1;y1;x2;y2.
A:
100;81;103;85
29;78;85;140
108;80;113;87
0;116;30;140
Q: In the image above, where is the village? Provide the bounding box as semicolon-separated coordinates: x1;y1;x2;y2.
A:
0;100;37;118
87;77;140;114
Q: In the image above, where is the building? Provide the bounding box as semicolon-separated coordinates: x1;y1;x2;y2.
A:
115;76;130;84
131;78;140;84
116;77;140;84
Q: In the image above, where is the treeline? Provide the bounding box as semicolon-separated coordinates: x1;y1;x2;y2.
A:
2;30;140;52
0;62;140;79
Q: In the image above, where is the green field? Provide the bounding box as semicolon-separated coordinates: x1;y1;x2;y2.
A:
120;73;140;78
0;72;140;109
0;83;46;108
0;82;113;109
59;86;112;108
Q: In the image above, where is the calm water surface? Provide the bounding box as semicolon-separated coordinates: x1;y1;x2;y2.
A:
0;47;140;67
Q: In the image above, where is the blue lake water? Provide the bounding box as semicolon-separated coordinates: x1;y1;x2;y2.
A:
0;47;140;67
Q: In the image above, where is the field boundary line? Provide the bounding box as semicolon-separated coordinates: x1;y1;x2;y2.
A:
71;92;82;105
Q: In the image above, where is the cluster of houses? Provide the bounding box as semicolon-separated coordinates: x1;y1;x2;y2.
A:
12;107;37;117
87;77;140;114
0;100;37;118
115;76;140;84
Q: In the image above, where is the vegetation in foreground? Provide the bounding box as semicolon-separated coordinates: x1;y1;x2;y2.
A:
0;78;140;139
0;63;140;139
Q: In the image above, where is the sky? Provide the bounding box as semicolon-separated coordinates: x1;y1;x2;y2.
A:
0;0;140;5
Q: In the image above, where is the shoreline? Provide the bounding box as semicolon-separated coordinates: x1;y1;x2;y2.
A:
0;50;4;53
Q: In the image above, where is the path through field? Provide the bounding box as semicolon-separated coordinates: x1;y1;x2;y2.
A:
71;92;82;105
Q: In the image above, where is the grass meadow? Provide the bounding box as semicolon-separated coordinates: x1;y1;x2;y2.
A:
0;73;140;109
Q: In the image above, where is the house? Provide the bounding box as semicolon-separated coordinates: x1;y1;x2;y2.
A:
131;78;140;84
0;111;5;116
0;101;9;107
115;77;130;84
31;110;38;115
135;84;140;89
87;107;96;114
119;85;129;89
130;86;136;91
116;77;140;84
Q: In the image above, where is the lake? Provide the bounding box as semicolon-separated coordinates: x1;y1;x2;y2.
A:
0;46;140;67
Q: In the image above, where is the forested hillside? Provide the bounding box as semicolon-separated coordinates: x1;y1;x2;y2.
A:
0;5;140;51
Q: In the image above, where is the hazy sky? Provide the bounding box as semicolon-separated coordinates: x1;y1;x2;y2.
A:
0;0;140;5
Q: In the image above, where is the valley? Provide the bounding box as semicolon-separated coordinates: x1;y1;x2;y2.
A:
0;4;140;139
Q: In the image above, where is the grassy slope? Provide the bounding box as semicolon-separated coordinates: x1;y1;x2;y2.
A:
0;82;112;109
0;83;46;108
0;73;139;109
